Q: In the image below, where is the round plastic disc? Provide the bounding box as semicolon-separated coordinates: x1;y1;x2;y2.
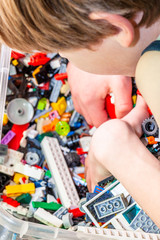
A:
56;121;70;136
7;98;34;125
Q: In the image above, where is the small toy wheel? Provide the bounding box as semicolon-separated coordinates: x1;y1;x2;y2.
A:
142;117;158;136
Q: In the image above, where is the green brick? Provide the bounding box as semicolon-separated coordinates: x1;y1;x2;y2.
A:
37;132;54;142
45;170;52;178
32;201;62;211
16;193;32;204
37;98;47;110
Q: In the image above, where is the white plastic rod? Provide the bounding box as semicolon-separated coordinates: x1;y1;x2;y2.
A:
0;44;11;140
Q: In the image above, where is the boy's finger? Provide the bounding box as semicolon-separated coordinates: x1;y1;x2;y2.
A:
71;97;94;125
79;108;93;126
91;109;108;128
113;77;133;118
84;101;108;128
85;166;92;192
135;94;147;107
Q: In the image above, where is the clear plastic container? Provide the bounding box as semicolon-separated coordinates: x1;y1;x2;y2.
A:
0;206;160;240
0;44;11;140
0;45;159;240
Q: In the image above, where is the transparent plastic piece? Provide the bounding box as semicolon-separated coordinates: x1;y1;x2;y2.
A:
0;225;16;240
0;44;11;140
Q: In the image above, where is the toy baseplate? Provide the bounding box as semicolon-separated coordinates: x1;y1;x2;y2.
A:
78;226;160;240
41;137;80;208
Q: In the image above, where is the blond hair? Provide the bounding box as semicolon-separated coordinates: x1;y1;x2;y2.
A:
0;0;160;53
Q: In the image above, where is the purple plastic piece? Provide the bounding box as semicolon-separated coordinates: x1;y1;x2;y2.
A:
1;130;16;145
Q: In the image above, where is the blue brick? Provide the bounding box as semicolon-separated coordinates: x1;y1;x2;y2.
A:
94;194;127;219
130;209;160;234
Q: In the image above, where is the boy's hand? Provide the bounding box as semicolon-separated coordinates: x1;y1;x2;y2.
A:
85;95;149;192
85;153;112;192
122;95;149;137
67;63;133;127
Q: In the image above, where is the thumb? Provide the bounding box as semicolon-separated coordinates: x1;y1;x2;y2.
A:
122;95;149;137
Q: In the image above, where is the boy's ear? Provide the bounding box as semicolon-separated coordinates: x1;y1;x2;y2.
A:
90;12;135;47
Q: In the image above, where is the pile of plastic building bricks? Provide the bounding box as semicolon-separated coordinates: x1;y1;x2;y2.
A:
0;50;159;234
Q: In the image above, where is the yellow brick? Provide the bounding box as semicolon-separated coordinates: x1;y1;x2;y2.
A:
12;59;19;66
5;183;35;197
13;173;29;184
34;112;51;123
132;95;137;105
3;113;8;126
32;66;42;80
51;97;67;116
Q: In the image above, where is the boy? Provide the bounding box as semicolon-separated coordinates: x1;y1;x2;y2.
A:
0;0;160;226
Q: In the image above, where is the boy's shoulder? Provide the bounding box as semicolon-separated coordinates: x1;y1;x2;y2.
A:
135;39;160;88
142;40;160;56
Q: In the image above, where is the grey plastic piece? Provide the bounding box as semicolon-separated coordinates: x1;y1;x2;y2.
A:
7;98;34;125
31;107;52;122
142;117;158;136
62;213;74;229
25;152;40;165
82;181;119;227
54;207;68;220
0;144;8;164
69;111;80;128
94;194;127;219
130;209;160;234
78;198;87;213
49;79;62;103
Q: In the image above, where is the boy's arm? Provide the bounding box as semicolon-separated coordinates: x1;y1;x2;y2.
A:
86;96;160;227
87;119;160;228
67;63;133;127
86;95;149;191
136;51;160;127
